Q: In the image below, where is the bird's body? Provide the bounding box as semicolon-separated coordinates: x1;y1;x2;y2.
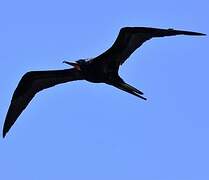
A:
78;60;111;83
2;27;206;138
74;59;120;83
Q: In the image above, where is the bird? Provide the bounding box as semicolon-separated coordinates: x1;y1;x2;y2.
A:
2;27;206;138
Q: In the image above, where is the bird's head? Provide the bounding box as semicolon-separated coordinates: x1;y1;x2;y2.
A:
63;59;87;71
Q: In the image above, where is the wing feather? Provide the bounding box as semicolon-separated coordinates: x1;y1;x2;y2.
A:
95;27;205;66
3;68;83;138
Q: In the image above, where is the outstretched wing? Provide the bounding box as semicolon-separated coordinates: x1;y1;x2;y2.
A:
3;68;84;138
95;27;205;66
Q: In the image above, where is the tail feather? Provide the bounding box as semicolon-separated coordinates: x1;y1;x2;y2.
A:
111;82;147;100
122;83;144;95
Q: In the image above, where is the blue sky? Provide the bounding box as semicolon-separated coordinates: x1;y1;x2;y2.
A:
0;0;208;179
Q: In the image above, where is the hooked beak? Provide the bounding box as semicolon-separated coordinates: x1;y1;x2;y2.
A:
63;61;81;70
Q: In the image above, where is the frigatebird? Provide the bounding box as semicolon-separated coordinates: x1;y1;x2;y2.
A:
2;27;205;138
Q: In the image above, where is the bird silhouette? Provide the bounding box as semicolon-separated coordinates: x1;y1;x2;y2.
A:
2;27;206;138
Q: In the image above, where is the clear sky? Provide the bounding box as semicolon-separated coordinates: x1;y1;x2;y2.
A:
0;0;208;179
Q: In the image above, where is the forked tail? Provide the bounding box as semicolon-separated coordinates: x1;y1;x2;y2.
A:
111;82;147;100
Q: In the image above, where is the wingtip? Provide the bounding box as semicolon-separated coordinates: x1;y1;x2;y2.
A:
169;28;206;36
3;132;6;138
2;122;9;138
184;31;206;36
196;32;207;36
2;123;8;138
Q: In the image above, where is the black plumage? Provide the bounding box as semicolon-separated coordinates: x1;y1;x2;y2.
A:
2;27;206;138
